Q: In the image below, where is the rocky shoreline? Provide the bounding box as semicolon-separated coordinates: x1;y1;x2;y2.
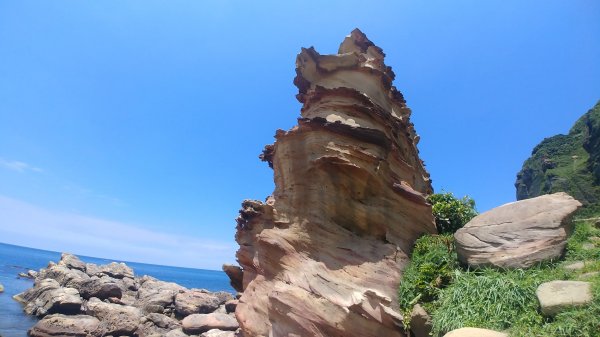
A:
13;253;239;337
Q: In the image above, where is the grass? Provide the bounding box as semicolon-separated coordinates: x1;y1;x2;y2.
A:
398;220;600;337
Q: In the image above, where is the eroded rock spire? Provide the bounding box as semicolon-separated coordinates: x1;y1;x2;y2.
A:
225;29;436;337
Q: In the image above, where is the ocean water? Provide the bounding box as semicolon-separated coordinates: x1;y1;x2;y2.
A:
0;242;234;337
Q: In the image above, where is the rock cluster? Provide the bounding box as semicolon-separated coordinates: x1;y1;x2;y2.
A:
454;192;581;269
225;29;436;337
15;253;238;337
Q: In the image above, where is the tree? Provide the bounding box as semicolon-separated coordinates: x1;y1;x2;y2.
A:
427;192;477;234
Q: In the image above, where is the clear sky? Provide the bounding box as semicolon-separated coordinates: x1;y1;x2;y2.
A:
0;1;598;270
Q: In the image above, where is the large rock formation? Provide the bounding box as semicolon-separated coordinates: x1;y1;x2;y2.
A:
454;192;582;269
226;29;436;337
515;101;600;207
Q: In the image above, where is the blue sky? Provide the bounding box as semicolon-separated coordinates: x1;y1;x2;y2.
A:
0;1;598;269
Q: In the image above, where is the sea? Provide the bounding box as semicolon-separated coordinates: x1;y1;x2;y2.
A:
0;242;234;337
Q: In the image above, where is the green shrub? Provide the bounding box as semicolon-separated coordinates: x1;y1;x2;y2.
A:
398;234;458;325
427;192;478;234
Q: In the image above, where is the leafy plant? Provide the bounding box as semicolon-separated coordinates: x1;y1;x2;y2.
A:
398;234;458;329
427;192;478;234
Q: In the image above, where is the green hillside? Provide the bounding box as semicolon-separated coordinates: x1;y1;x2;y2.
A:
515;101;600;215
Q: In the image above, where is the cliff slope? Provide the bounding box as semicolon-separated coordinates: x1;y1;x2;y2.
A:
225;29;436;337
515;101;600;212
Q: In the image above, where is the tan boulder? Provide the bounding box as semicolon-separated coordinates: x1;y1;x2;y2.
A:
182;313;239;334
226;29;435;337
536;280;592;316
85;297;142;335
28;314;101;337
455;192;581;269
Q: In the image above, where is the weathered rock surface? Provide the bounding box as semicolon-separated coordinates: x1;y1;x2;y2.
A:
443;327;508;337
20;279;82;317
16;253;234;337
85;297;142;335
455;192;581;269
410;304;432;337
175;289;222;316
225;29;435;337
536;280;592;316
28;314;101;337
182;313;239;334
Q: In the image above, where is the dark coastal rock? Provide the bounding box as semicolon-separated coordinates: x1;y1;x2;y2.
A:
136;276;186;309
137;313;182;336
37;264;90;290
80;276;122;300
98;262;134;279
455;192;582;269
85;297;142;335
18;269;38;279
17;253;236;337
182;313;239;334
57;253;86;272
222;264;243;292
28;314;101;337
224;299;238;313
19;279;82;317
175;289;222;316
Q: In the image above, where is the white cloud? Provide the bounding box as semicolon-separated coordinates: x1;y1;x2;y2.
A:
0;195;236;270
0;158;43;173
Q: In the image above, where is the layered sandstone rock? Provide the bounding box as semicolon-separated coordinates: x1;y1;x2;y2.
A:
454;192;582;269
227;29;436;337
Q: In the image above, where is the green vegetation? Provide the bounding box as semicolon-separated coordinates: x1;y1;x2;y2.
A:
427;192;478;234
516;101;600;208
398;235;457;319
398;220;600;337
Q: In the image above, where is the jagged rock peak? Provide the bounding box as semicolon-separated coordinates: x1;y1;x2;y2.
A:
228;30;436;337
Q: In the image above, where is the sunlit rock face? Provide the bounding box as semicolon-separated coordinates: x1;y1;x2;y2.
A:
226;29;436;337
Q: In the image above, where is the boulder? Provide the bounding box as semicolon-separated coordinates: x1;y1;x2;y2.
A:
98;262;134;279
175;289;222;316
226;29;435;337
222;264;243;292
536;280;592;316
28;314;101;337
18;269;38;279
85;297;142;335
224;299;238;313
165;329;189;337
80;276;122;300
563;261;585;271
455;192;581;269
58;253;87;272
135;276;186;309
410;304;432;337
20;279;82;317
37;264;90;290
137;313;181;337
443;327;508;337
182;313;239;334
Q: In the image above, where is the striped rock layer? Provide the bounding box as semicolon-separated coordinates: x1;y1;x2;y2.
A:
225;29;436;337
